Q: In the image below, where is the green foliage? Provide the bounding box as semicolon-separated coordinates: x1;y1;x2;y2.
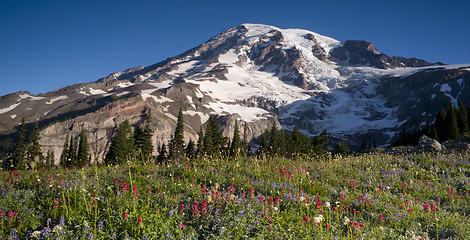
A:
1;152;469;239
445;102;460;140
76;128;89;167
202;115;226;156
105;120;134;165
258;125;330;157
157;143;168;162
169;108;185;160
134;124;154;162
8;117;27;170
27;122;43;169
229;121;242;156
334;137;349;155
60;133;70;167
185;138;196;159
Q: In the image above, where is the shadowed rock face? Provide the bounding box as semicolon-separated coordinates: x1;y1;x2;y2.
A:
331;40;433;69
0;23;469;161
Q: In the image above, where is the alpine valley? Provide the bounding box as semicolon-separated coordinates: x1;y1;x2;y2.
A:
1;24;469;163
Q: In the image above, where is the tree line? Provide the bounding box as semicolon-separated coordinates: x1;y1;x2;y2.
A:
2;117;58;170
394;101;470;146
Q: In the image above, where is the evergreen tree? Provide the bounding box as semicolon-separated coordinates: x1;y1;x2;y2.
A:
134;124;154;161
10;117;27;170
60;133;70;167
170;108;185;159
435;108;447;141
185;139;196;158
105;120;134;165
312;130;329;153
67;136;78;167
203;115;224;155
445;102;460;140
157;143;168;162
334;138;349;155
196;126;204;154
27;122;43;169
230;121;242;156
77;128;89;167
45;150;54;168
457;100;469;135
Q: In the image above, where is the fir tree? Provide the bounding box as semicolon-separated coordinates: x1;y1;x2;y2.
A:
105;120;134;165
27;122;43;169
457;100;469;135
170;108;185;159
203;115;224;155
185;139;196;158
445;102;460;140
312;130;329;153
230;121;242;156
60;133;70;167
45;150;54;168
435;108;447;141
134;124;154;161
11;117;27;170
334;138;349;155
196;126;204;154
157;143;168;162
77;128;89;167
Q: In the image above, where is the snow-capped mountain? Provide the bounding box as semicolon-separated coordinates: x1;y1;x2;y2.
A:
1;24;469;162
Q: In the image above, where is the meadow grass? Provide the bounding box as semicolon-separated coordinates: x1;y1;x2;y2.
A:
1;152;469;239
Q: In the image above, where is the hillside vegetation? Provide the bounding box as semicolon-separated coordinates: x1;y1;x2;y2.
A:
1;152;470;239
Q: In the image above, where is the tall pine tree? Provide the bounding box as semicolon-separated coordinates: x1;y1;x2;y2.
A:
230;121;242;156
77;128;89;167
27;122;43;169
457;100;469;136
105;120;134;165
10;117;27;170
435;108;447;141
196;126;204;155
60;133;70;167
445;102;460;140
169;108;185;159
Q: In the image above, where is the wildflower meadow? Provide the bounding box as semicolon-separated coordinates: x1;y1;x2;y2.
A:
1;152;470;239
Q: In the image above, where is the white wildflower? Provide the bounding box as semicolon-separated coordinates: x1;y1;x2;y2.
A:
273;207;278;211
52;225;63;233
343;216;350;225
313;217;321;223
299;197;305;202
31;231;41;238
324;202;331;208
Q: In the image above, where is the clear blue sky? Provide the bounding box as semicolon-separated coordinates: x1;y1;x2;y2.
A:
1;0;469;97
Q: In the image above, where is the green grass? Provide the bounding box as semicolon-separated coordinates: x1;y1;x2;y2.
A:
1;152;469;239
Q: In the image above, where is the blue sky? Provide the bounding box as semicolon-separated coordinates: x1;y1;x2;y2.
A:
1;0;469;96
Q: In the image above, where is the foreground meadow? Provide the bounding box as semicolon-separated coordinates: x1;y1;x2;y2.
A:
1;152;470;239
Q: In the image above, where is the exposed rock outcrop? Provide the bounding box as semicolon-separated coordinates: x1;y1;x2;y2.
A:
413;135;445;152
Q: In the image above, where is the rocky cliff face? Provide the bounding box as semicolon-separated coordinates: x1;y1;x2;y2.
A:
0;23;469;163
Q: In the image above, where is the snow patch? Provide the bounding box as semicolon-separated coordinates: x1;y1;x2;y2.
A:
440;83;451;93
19;94;46;100
116;91;129;97
89;88;107;95
206;102;269;122
457;78;463;86
117;82;134;88
148;81;172;89
46;95;68;104
10;114;17;119
0;103;21;114
431;94;436;100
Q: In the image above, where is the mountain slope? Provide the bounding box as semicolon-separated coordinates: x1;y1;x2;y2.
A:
1;24;469;163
